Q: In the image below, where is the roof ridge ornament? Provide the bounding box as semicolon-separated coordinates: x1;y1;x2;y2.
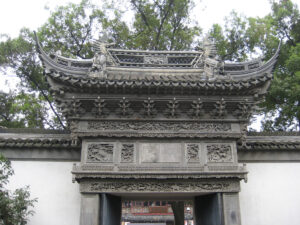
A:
89;32;116;78
201;35;225;76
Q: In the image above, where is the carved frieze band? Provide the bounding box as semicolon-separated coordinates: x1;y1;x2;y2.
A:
87;121;231;132
80;180;240;193
207;144;233;162
87;143;114;162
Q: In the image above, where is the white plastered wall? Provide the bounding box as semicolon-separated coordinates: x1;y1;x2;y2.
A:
8;161;81;225
240;163;300;225
7;161;300;225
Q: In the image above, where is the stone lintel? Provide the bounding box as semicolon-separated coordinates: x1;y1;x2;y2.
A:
79;179;240;194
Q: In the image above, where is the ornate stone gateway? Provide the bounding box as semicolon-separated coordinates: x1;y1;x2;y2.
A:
36;34;279;225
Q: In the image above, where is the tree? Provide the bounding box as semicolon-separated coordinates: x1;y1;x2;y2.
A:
126;0;200;50
209;0;300;131
0;91;56;129
0;0;200;129
0;154;37;225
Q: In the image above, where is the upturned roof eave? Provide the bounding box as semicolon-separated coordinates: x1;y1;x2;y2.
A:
35;32;280;92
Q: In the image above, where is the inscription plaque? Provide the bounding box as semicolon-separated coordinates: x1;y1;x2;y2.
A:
140;143;181;163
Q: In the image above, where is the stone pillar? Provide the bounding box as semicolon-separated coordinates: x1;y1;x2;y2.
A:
80;194;100;225
194;193;224;225
100;194;122;225
222;193;241;225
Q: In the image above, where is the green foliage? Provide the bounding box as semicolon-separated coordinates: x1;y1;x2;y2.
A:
263;43;300;131
38;0;104;59
209;0;300;131
0;91;60;129
127;0;200;50
0;154;37;225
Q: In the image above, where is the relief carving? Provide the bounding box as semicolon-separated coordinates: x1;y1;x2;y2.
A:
57;96;85;118
121;143;135;163
234;99;252;119
190;98;203;118
117;97;131;117
93;96;107;117
87;143;114;162
87;121;231;132
82;181;235;193
211;98;227;118
166;98;179;118
207;144;233;162
186;143;200;162
142;97;157;117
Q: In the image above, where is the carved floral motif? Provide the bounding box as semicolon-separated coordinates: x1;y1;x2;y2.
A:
118;97;131;117
234;99;252;119
190;98;203;118
211;98;227;118
57;96;85;117
166;98;179;118
93;96;106;117
142;98;156;117
87;143;114;162
207;144;233;162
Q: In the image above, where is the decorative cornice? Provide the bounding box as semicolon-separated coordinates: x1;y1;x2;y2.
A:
73;132;242;139
238;135;300;151
0;129;79;149
247;131;300;136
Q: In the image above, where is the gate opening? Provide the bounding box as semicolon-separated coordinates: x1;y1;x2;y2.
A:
121;200;194;225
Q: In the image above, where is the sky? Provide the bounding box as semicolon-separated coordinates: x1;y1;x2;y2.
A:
0;0;277;38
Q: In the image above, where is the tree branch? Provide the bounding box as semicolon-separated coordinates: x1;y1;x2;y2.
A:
154;0;174;49
170;16;182;50
130;0;151;28
24;69;66;129
0;114;10;121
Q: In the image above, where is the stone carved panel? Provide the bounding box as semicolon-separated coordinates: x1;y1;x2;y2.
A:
207;144;233;162
121;143;135;163
87;121;231;132
140;143;181;163
87;143;114;162
80;180;240;193
186;143;200;163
